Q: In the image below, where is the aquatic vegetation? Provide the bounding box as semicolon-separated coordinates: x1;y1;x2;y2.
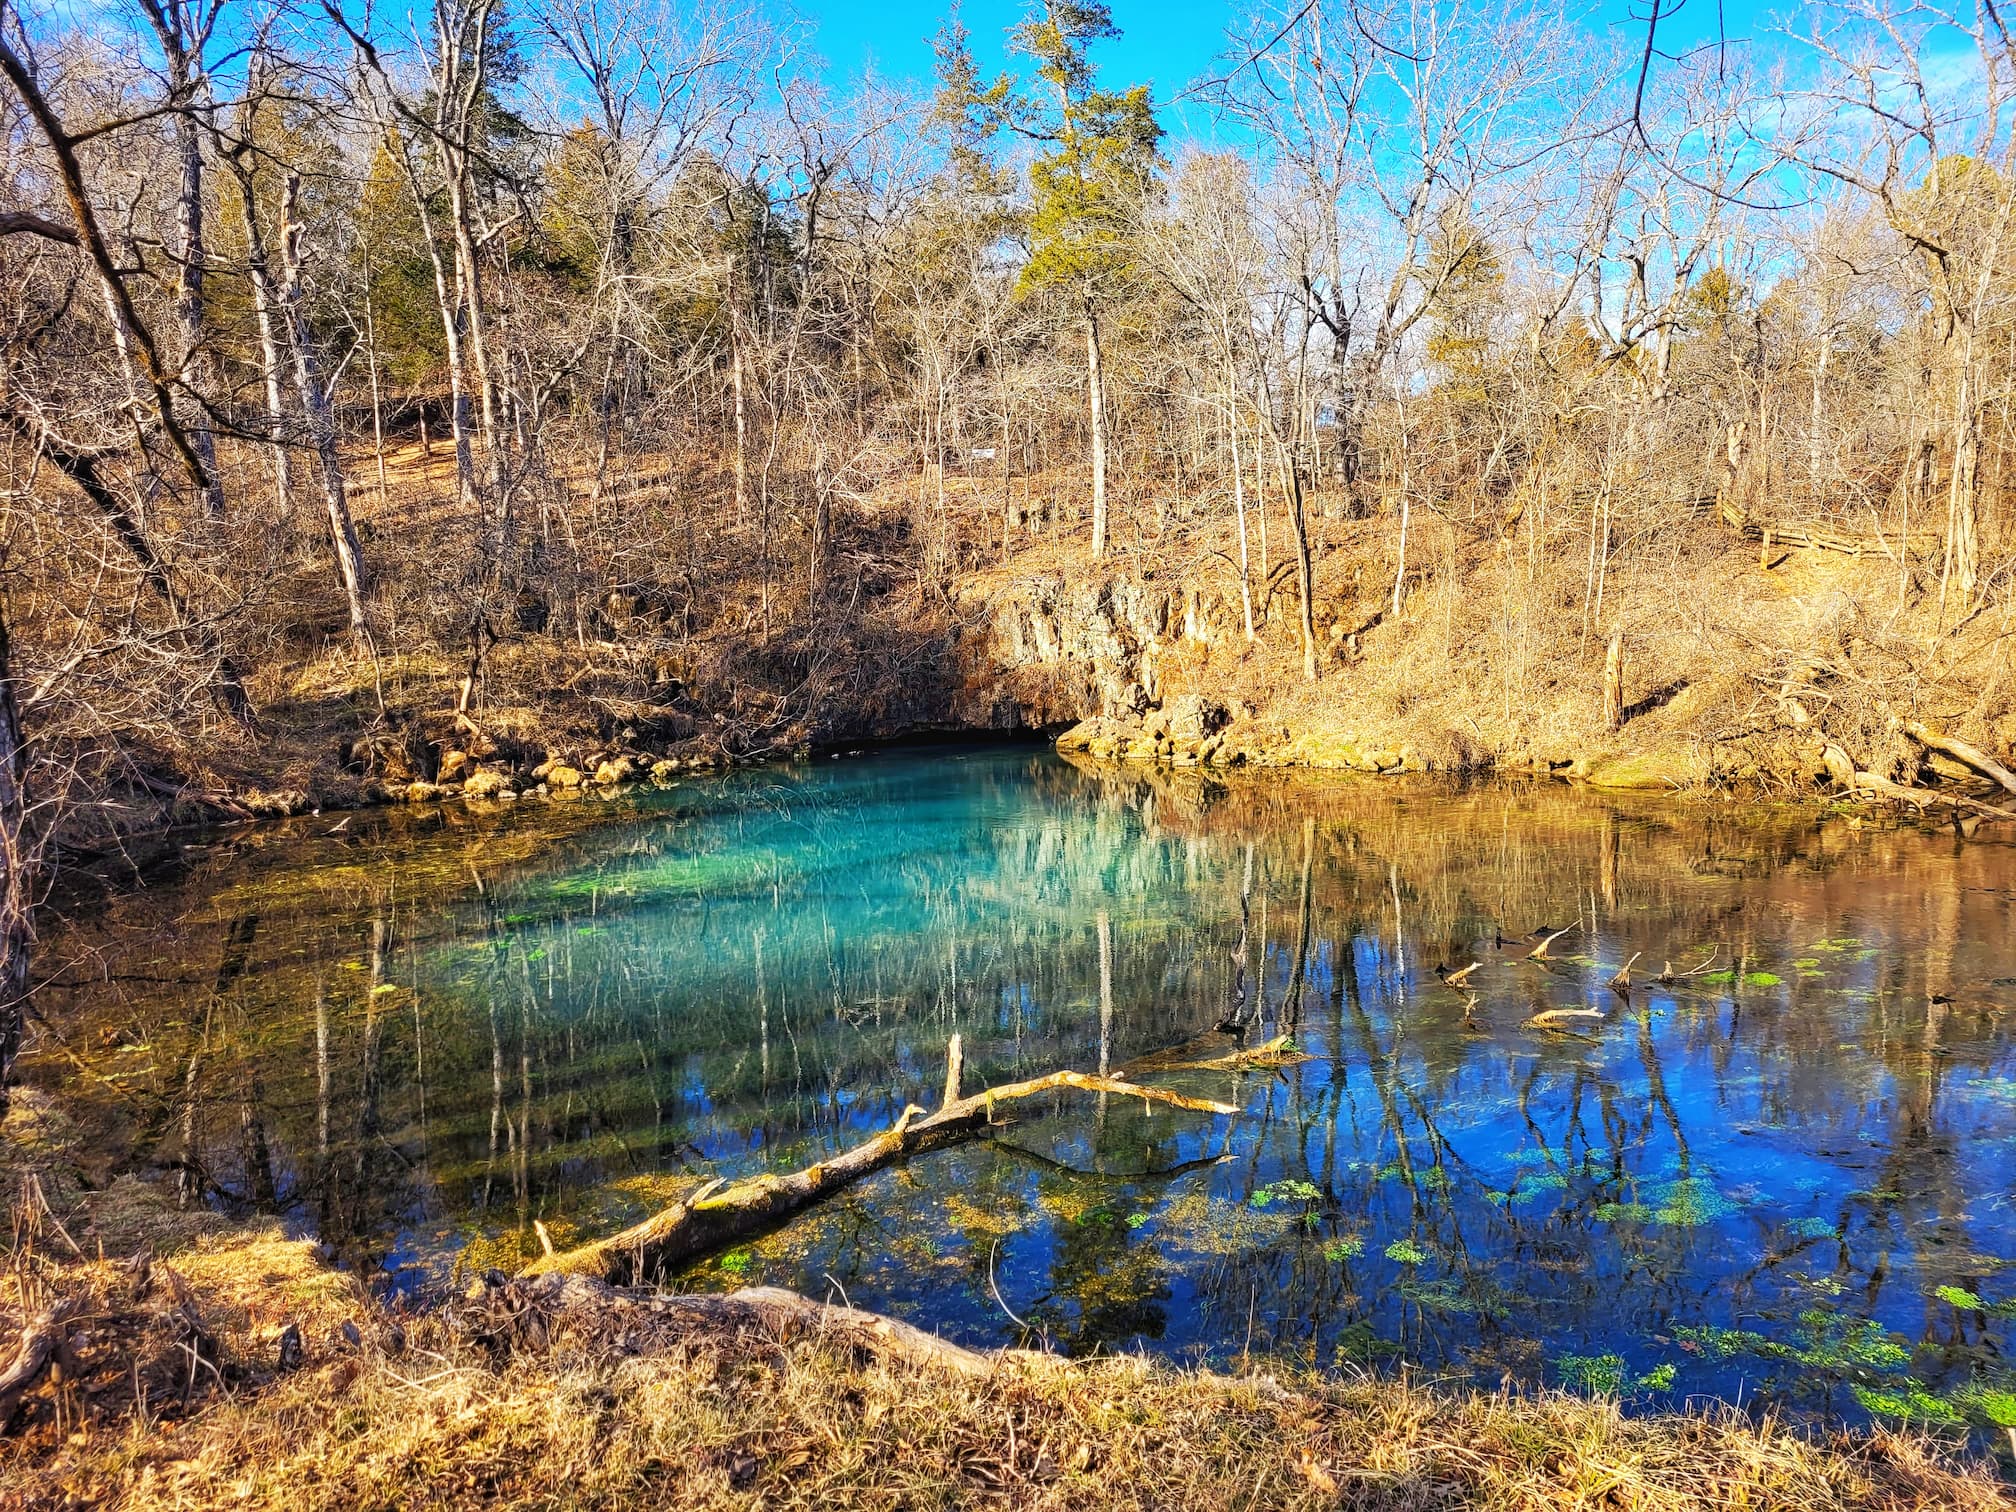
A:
1937;1285;1985;1310
1792;1217;1840;1240
1594;1201;1652;1223
1322;1237;1364;1263
1556;1354;1680;1397
1385;1239;1429;1264
1853;1383;1965;1425
1556;1353;1627;1394
1952;1382;2016;1427
1249;1179;1322;1208
1677;1313;1911;1376
1743;971;1782;987
718;1248;755;1275
1648;1177;1736;1227
1794;1311;1913;1372
1512;1172;1569;1205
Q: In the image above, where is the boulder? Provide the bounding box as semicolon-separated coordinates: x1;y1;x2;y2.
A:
649;759;679;781
344;734;415;782
546;765;586;788
464;768;509;798
242;789;310;818
403;781;442;803
593;756;636;786
438;750;471;783
1162;695;1230;743
1585;750;1697;789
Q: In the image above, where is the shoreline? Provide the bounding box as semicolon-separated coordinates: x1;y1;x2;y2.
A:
1;1089;2010;1510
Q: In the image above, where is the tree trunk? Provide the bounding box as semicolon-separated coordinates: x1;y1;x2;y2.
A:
0;598;29;1115
1226;383;1254;641
1086;305;1109;560
1602;632;1624;731
1281;437;1318;681
399;148;480;509
227;156;295;522
445;168;509;547
1943;370;1979;615
149;16;226;523
277;173;370;645
730;316;750;524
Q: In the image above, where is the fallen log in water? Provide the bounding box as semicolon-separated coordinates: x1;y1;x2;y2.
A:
522;1065;1240;1285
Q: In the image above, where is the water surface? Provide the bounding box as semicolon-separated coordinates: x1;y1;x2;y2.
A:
37;750;2016;1444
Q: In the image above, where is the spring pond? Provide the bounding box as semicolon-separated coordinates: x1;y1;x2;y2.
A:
34;748;2016;1447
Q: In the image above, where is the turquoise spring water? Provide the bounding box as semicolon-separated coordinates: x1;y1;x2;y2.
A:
42;747;2016;1444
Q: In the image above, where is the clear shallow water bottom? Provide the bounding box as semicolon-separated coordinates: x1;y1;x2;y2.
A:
39;749;2016;1447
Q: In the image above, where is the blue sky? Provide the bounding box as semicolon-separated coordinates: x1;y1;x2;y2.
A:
808;0;1782;134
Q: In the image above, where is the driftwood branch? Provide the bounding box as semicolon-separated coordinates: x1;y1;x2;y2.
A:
1127;1034;1307;1074
1608;952;1642;995
491;1272;1058;1378
1655;948;1720;984
1527;1007;1605;1028
1526;923;1578;961
524;1069;1239;1285
674;1285;1049;1376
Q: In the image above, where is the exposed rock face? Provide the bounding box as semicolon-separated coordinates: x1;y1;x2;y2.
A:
948;574;1227;729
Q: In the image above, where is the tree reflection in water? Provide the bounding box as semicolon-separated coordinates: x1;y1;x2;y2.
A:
31;749;2016;1440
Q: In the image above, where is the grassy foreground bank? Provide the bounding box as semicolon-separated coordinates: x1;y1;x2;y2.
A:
2;1096;2011;1512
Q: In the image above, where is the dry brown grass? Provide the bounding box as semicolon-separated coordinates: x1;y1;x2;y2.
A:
4;1266;2011;1512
